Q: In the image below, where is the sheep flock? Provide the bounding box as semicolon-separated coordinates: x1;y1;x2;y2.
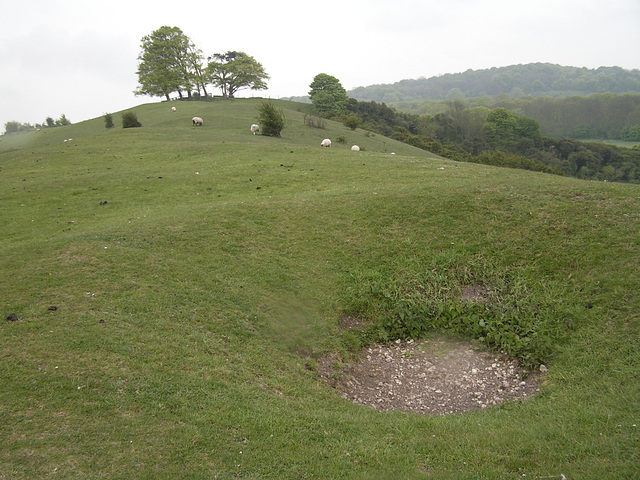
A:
183;113;361;153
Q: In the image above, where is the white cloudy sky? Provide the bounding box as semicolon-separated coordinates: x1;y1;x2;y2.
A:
1;0;639;130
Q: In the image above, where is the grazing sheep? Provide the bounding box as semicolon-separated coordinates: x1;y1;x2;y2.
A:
321;138;331;148
171;106;176;112
192;116;203;127
351;145;360;151
251;124;259;135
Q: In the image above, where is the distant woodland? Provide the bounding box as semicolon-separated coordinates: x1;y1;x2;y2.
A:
348;63;640;102
346;63;640;142
393;94;640;141
320;63;639;183
343;99;640;182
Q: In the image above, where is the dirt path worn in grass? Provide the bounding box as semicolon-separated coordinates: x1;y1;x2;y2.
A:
318;335;544;416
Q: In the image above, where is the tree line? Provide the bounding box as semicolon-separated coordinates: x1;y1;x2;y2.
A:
135;26;269;101
308;74;640;183
3;114;71;135
348;63;640;103
393;93;640;141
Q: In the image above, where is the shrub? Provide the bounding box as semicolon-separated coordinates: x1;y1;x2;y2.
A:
344;113;362;131
104;113;114;129
55;114;71;126
3;121;35;134
122;112;142;128
303;114;326;129
257;101;285;137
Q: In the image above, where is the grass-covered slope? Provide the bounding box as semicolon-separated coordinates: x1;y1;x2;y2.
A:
1;99;638;479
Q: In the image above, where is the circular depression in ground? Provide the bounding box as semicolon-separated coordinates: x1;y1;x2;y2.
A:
318;335;544;416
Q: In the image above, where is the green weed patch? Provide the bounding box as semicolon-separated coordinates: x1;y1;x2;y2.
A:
341;257;580;367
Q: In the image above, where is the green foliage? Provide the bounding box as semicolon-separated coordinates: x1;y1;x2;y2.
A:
206;51;269;99
55;114;71;126
256;101;285;136
303;114;326;129
3;121;35;135
395;93;640;142
347;96;640;182
309;73;349;116
104;113;114;129
343;113;362;130
470;151;563;175
621;124;640;141
484;108;541;149
135;25;207;101
349;63;640;102
121;111;142;128
341;257;580;368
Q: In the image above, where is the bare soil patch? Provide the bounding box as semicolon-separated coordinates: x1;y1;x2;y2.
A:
318;334;543;416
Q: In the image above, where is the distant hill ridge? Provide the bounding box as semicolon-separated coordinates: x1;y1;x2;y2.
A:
348;63;640;103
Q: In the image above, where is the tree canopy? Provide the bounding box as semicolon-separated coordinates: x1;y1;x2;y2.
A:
135;26;193;101
206;52;269;99
309;74;349;116
135;27;267;101
349;63;640;103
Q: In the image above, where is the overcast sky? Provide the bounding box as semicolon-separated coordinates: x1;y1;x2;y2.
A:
1;0;639;131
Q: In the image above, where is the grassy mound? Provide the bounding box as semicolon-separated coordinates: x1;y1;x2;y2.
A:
1;99;638;478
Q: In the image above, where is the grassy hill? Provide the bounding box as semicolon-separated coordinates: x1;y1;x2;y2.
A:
1;99;639;479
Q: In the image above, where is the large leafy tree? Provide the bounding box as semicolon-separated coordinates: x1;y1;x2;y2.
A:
206;51;269;99
484;108;541;150
309;73;349;116
135;26;206;101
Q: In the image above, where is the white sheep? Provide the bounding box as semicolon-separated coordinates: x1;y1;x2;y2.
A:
321;138;331;148
192;116;203;127
351;145;360;151
251;124;259;135
171;106;176;112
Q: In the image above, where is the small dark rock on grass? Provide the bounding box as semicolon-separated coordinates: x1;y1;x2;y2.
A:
6;313;18;321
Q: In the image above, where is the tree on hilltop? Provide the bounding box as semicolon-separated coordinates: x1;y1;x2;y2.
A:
135;26;207;101
206;51;269;99
3;121;36;135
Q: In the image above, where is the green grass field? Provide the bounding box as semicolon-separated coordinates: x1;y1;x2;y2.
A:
1;99;639;479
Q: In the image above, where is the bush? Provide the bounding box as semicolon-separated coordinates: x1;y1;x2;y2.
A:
122;112;142;128
3;121;35;135
343;113;362;131
104;113;114;129
621;124;640;141
303;114;326;129
55;114;71;126
257;101;285;137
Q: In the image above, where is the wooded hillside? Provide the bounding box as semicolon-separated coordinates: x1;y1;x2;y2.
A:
393;94;640;141
348;63;640;103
